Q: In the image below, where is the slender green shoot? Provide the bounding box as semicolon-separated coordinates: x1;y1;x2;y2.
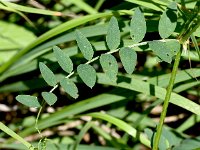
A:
153;47;182;150
0;122;35;150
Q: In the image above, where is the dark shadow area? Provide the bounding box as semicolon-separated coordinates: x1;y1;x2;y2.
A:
166;8;177;23
116;75;132;84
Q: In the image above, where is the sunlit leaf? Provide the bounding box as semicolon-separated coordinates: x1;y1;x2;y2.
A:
130;8;146;43
100;54;118;82
106;16;120;50
149;40;172;63
53;46;73;73
165;39;180;55
75;30;94;60
41;92;57;106
60;78;79;99
39;62;57;87
119;47;137;74
77;64;96;88
159;2;177;38
0;21;36;50
16;95;41;108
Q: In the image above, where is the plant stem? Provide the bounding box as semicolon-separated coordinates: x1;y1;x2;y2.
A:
153;8;200;149
153;48;182;150
0;122;35;150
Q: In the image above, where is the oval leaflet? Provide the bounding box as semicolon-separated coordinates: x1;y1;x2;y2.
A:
16;95;41;108
130;7;146;43
158;2;177;39
39;62;57;87
119;47;137;74
100;54;118;82
75;30;94;60
77;64;96;88
42;92;57;106
60;78;79;99
53;46;73;73
106;16;120;50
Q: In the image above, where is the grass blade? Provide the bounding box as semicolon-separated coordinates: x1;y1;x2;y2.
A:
0;10;131;74
67;0;97;14
87;112;151;148
2;1;62;16
0;122;35;150
73;121;93;150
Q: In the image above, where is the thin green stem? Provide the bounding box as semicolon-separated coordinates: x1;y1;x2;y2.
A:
179;19;200;44
153;48;182;150
94;0;105;11
0;122;35;150
153;14;200;150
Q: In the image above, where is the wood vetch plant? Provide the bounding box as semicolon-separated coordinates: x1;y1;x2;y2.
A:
1;1;198;150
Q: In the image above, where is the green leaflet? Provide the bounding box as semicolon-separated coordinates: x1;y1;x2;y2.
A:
165;39;180;55
130;8;146;43
158;2;177;39
39;62;57;87
77;64;96;88
106;16;120;50
100;54;118;82
41;92;57;106
16;95;41;108
119;47;137;74
75;30;94;60
53;46;73;73
148;40;172;63
60;78;79;99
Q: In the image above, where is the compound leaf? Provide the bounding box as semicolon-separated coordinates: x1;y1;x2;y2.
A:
42;92;57;106
159;2;177;38
106;16;120;50
100;54;118;82
39;62;57;87
149;40;172;63
77;64;96;88
119;47;137;74
75;30;94;60
60;78;79;99
16;95;41;108
53;46;73;73
130;7;146;43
